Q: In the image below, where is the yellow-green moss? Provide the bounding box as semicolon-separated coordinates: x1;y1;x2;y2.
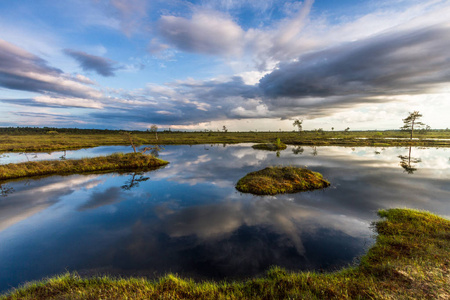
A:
0;153;169;181
236;166;330;195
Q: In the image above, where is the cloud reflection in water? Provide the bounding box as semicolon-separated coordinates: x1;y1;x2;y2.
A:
0;144;449;291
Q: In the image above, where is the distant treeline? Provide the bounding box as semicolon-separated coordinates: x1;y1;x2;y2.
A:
0;126;449;135
0;127;143;135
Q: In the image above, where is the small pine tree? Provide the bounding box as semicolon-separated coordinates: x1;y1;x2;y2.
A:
401;111;425;140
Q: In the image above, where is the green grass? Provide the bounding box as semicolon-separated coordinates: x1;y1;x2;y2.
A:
1;130;450;152
2;208;449;299
0;153;169;181
252;138;287;151
236;166;330;195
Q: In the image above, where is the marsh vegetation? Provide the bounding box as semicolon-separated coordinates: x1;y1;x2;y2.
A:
1;128;450;152
0;153;168;181
236;166;330;195
251;138;287;151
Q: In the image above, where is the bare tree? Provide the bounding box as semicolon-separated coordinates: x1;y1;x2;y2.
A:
123;132;161;155
401;111;425;140
123;132;146;153
150;124;158;140
222;125;228;133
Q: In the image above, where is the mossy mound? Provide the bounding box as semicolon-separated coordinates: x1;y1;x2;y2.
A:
252;143;287;151
236;166;330;195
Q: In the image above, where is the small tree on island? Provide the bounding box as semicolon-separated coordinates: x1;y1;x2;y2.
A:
123;132;160;155
293;119;303;133
123;132;145;153
401;111;426;140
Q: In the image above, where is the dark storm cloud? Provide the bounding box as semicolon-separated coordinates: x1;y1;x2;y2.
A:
128;25;450;125
0;40;102;100
119;24;450;125
82;25;450;127
259;25;450;102
64;49;119;77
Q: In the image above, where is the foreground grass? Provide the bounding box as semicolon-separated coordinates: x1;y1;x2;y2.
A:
0;153;169;181
1;130;450;152
2;208;449;299
236;166;330;195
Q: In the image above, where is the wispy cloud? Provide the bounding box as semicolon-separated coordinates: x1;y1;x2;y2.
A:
157;11;244;56
0;40;103;100
64;49;119;77
91;0;148;35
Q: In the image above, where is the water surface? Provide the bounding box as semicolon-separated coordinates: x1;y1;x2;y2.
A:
0;145;449;293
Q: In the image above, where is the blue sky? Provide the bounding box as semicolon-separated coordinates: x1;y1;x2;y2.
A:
1;0;449;130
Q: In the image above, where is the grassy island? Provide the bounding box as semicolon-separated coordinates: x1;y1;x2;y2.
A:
236;166;330;195
0;153;169;181
2;208;449;299
252;138;287;151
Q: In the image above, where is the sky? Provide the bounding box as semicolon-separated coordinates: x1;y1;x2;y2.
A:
0;0;450;131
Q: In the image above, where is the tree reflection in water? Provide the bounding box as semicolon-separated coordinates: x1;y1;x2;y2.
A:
121;172;150;191
292;146;304;155
0;184;14;197
398;146;421;174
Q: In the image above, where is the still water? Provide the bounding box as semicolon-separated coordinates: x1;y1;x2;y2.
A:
0;145;449;292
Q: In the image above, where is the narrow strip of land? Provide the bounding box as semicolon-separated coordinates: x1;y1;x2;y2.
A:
2;209;448;299
1;130;450;152
0;153;168;181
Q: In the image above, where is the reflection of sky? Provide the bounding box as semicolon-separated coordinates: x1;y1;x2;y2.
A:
0;145;449;292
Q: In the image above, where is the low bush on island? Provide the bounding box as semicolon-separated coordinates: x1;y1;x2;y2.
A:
236;166;330;195
0;153;169;181
252;138;287;151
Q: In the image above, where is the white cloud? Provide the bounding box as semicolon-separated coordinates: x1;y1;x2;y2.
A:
34;95;104;109
157;10;244;56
